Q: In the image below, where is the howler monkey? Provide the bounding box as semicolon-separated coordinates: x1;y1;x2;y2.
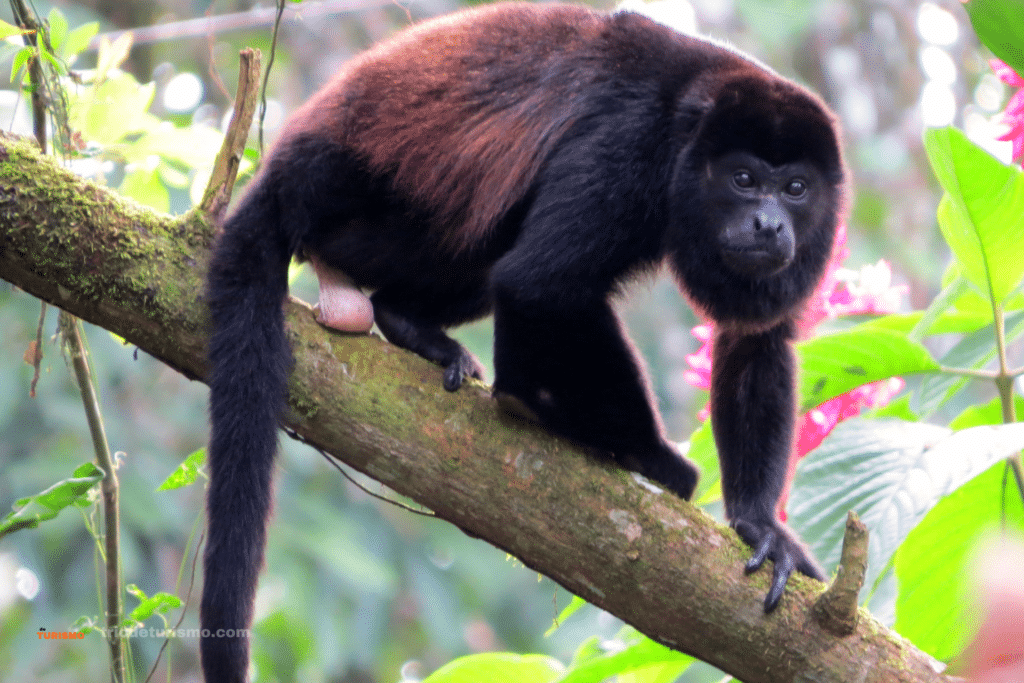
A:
204;3;844;681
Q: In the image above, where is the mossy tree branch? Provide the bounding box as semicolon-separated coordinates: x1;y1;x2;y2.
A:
0;133;956;683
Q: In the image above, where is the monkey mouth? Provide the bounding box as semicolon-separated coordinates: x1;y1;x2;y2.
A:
721;247;791;277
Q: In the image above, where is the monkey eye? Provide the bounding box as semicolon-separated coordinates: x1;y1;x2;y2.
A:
785;179;807;197
732;170;755;189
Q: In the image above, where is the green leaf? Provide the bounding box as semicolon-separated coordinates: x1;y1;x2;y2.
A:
119;166;170;212
789;419;1024;595
949;395;1024;429
684;420;720;504
10;45;34;85
924;127;1024;305
157;448;206;491
47;8;68;53
252;609;317;678
568;636;603;668
866;394;918;422
556;628;692;683
0;19;27;41
963;0;1024;77
915;309;1024;415
95;32;132;82
796;327;938;411
132;124;224;168
894;462;1024;661
908;276;970;341
0;463;103;538
62;22;99;60
126;585;183;622
70;72;155;144
422;653;566;683
862;309;991;336
38;44;65;76
544;594;587;636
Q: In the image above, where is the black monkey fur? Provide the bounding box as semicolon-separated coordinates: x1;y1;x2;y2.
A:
204;4;845;681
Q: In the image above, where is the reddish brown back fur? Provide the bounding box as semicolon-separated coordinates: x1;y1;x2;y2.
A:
286;3;607;251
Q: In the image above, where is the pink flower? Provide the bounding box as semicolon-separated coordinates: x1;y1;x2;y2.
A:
683;324;713;390
827;260;908;318
801;379;906;458
797;222;850;334
991;60;1024;88
682;222;907;517
990;59;1024;165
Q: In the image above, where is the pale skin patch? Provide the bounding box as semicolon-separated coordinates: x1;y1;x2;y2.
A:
310;255;374;333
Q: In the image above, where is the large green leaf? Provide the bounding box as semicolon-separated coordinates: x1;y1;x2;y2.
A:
120;166;170;213
684;419;721;505
964;0;1024;77
894;462;1024;661
797;327;938;411
924;127;1024;305
789;419;1024;597
864;309;991;337
950;395;1024;430
0;19;26;41
422;653;565;683
558;627;692;683
915;309;1024;415
69;72;156;144
0;463;103;539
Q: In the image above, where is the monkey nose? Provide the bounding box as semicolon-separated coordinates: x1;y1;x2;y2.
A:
754;208;785;234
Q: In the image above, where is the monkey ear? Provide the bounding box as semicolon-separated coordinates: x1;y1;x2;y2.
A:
310;256;374;333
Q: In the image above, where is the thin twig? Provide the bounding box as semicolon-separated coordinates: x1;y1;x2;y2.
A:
89;0;398;49
203;2;232;104
28;300;45;397
199;48;262;222
258;0;287;153
282;427;435;518
144;531;204;683
988;302;1024;506
938;365;998;380
59;312;124;683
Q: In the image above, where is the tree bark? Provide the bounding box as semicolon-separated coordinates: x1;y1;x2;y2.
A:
0;133;957;683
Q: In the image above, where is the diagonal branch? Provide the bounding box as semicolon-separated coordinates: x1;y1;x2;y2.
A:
0;133;955;683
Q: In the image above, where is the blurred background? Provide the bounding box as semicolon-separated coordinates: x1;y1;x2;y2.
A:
0;0;1017;681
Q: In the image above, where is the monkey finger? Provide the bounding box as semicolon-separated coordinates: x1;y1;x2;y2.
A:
442;351;485;392
443;363;467;392
744;528;775;574
796;553;826;581
765;552;796;612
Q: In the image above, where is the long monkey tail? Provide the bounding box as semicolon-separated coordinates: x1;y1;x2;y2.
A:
201;180;295;683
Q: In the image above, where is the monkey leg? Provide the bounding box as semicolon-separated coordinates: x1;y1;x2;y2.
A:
491;294;698;500
370;287;488;391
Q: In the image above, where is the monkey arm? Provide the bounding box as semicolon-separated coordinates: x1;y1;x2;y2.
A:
710;322;826;611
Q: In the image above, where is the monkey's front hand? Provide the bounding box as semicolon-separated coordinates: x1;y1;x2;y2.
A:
443;348;486;392
732;514;825;612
